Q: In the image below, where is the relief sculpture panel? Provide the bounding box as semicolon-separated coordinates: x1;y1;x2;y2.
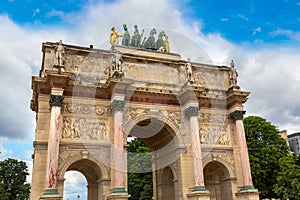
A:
199;124;230;145
62;117;108;141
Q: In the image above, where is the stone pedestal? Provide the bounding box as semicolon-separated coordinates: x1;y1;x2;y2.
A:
39;189;62;200
187;190;210;200
236;190;260;200
107;193;130;200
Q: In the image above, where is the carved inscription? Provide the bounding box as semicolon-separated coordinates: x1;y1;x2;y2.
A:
194;70;228;90
62;117;108;141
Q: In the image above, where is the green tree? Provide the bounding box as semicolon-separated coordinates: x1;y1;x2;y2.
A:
243;116;289;199
0;158;31;200
127;138;153;200
273;156;300;200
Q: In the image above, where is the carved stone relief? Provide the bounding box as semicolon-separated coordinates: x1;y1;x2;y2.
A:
63;103;111;116
62;117;108;141
64;53;112;83
209;152;236;176
199;112;227;124
199;125;230;145
124;107;181;131
194;69;228;90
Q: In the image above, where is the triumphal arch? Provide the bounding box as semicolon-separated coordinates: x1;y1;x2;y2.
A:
30;27;259;200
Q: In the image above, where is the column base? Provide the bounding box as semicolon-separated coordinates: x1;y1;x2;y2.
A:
39;188;62;200
107;190;130;200
187;187;210;200
236;187;259;200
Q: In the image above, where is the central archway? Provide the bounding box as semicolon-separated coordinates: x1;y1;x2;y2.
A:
127;117;180;200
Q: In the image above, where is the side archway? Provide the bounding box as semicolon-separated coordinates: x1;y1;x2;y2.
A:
58;153;110;200
203;161;233;200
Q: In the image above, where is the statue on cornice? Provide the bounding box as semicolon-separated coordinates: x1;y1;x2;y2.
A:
54;40;65;66
185;58;193;83
130;25;144;48
122;24;130;46
229;60;238;86
143;28;157;50
110;27;122;45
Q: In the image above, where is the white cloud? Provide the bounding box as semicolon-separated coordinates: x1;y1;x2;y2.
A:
33;8;40;17
252;27;261;35
237;14;249;21
270;28;300;42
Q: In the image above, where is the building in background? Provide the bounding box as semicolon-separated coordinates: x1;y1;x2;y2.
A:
288;132;300;156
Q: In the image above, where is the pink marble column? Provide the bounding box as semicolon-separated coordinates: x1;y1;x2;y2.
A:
230;110;255;190
185;106;207;191
111;100;126;193
44;94;64;195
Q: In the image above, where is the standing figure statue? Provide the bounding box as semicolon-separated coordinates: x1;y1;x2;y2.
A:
121;24;130;46
143;28;157;50
229;60;238;86
110;27;122;45
111;52;123;78
54;40;65;66
130;25;144;47
164;35;170;53
156;31;167;52
185;58;193;82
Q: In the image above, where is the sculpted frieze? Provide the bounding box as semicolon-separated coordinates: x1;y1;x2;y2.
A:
62;117;108;141
199;112;227;124
199;125;230;145
63;103;111;116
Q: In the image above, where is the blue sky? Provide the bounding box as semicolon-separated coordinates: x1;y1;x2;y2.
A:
0;0;300;199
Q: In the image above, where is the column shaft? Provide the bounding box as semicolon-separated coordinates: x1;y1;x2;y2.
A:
235;119;253;186
113;110;125;189
45;93;64;191
190;115;205;187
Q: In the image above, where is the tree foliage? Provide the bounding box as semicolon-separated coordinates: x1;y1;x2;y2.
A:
243;116;290;198
273;156;300;200
0;158;31;200
127;138;153;200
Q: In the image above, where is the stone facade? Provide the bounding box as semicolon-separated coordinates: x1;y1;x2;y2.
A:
30;41;259;200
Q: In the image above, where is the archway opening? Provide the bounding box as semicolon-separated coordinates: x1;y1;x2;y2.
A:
64;171;87;200
63;159;103;200
204;161;232;200
127;118;178;200
159;167;175;200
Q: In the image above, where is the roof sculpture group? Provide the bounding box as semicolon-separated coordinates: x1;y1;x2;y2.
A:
110;24;170;53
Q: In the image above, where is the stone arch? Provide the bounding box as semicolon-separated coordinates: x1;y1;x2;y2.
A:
203;161;233;200
58;152;110;200
202;154;236;178
123;109;185;148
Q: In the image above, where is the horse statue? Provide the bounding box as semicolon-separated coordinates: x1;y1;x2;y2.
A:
121;24;130;46
130;25;144;48
142;28;157;50
156;31;167;52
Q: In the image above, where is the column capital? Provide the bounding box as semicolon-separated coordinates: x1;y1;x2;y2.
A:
185;106;199;117
230;110;246;120
49;94;64;108
111;100;125;112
